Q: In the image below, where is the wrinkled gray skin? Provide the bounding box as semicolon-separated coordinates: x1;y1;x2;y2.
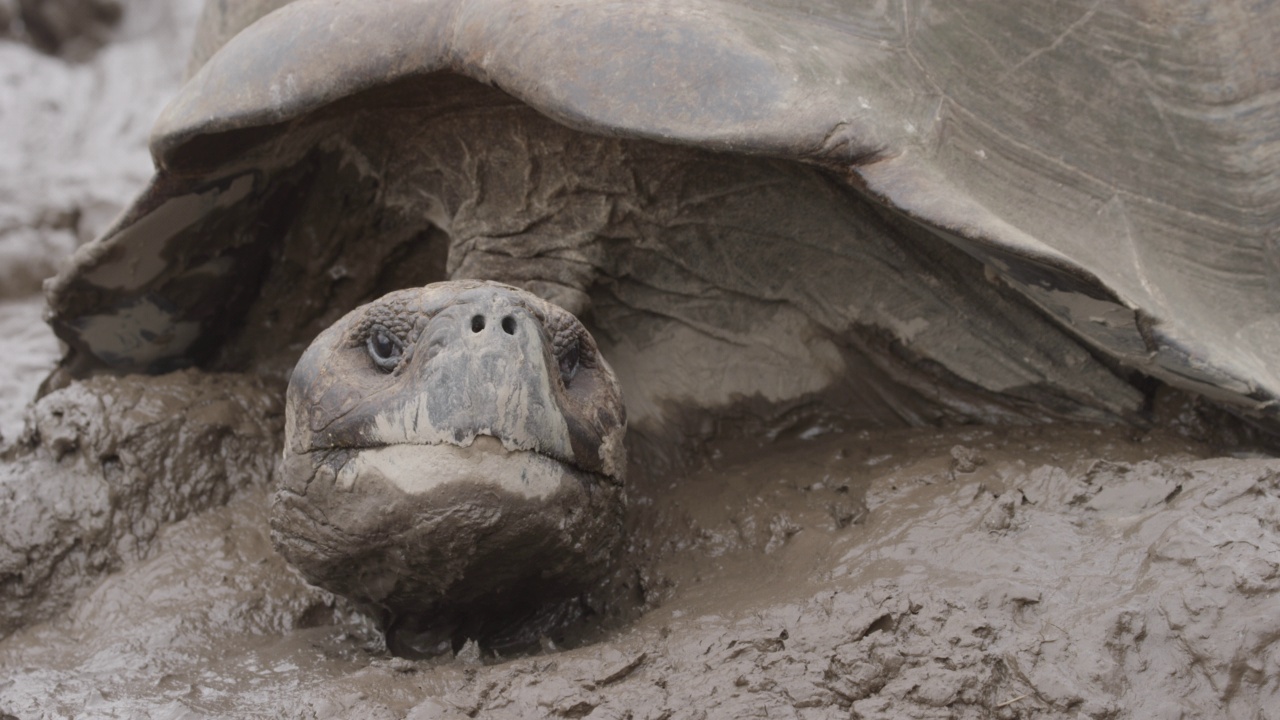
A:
272;280;626;654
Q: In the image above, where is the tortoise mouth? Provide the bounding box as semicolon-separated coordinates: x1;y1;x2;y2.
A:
302;435;593;499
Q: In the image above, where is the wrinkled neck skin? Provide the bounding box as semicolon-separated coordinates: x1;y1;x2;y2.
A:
324;87;1137;467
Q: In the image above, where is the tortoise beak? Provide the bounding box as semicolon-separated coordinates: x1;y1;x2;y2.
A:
364;286;576;464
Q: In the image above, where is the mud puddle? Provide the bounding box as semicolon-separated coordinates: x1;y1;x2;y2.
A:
4;416;1276;719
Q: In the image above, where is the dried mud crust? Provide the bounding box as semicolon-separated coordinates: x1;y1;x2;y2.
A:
2;423;1277;718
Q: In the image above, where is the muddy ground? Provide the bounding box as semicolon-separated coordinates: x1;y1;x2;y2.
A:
3;3;1280;719
3;385;1279;718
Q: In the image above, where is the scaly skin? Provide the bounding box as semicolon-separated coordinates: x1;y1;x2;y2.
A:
270;280;626;656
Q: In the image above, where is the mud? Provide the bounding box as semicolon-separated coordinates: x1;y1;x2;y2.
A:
3;415;1278;718
0;296;60;444
0;369;282;635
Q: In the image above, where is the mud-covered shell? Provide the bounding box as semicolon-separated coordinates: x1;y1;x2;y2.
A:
45;0;1280;419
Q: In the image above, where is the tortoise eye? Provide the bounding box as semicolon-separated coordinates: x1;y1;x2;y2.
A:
558;340;580;385
367;328;403;371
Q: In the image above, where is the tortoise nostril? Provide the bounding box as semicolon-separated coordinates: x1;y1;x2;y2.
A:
471;315;485;333
501;316;516;335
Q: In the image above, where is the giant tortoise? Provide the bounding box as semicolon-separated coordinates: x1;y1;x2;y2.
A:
33;0;1280;652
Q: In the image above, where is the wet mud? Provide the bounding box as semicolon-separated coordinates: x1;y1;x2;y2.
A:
3;401;1278;718
0;369;282;635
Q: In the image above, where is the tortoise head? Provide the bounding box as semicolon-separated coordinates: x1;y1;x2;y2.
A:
270;280;626;654
283;280;625;479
